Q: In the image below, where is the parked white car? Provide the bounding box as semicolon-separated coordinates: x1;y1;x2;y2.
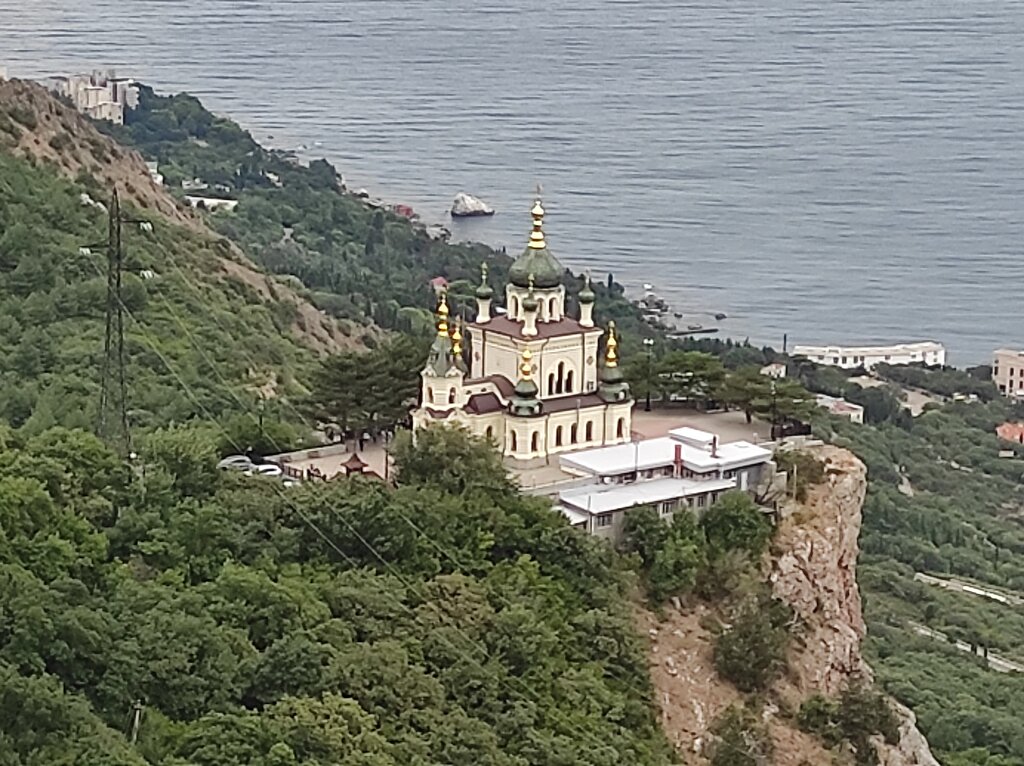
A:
217;455;253;471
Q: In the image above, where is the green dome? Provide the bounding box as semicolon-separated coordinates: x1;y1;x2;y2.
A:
522;292;539;312
509;246;563;289
578;280;595;304
509;198;562;289
475;282;494;299
514;377;538;399
599;363;624;385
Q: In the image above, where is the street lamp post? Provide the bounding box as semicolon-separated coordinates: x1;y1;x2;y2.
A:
643;338;655;412
770;380;779;440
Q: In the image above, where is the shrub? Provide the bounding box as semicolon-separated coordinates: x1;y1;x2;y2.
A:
48;132;72;152
713;585;791;692
708;705;773;766
701;491;773;556
798;681;900;765
774;449;825;502
8;106;37;130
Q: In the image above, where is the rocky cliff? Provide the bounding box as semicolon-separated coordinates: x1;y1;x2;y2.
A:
640;445;939;765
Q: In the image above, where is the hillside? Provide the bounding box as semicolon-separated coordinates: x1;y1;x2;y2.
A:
639;445;939;766
0;424;677;766
0;78;366;353
98;84;659;341
0;80;372;436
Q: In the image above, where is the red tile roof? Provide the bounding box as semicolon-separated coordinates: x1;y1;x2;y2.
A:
465;392;504;414
997;422;1024;443
472;315;601;340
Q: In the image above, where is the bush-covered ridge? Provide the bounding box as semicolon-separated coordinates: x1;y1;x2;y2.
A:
0;151;317;434
0;424;676;765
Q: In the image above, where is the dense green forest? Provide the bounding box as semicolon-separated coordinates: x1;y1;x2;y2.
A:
0;423;677;765
817;375;1024;765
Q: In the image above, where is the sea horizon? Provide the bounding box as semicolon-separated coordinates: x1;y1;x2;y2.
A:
5;0;1024;365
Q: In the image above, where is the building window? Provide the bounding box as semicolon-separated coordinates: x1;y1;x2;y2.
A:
555;425;563;447
571;423;578;444
616;418;625;439
427;386;434;403
448;388;456;404
556;361;565;394
659;501;674;515
549;296;557;317
509;431;517;452
548;372;556;395
511;295;519;318
566;369;574;392
485;425;493;441
531;431;540;452
585;421;594;441
696;494;706;507
596;513;613;528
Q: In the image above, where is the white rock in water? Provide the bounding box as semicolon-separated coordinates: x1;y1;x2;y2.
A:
451;192;495;217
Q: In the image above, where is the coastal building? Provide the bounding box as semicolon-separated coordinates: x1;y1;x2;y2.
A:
184;196;239;212
815;393;865;424
792;341;946;371
555;426;772;541
992;348;1024;397
45;71;139;125
411;196;633;462
760;362;787;379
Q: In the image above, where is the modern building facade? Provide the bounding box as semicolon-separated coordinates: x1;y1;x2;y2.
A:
411;196;634;462
792;341;946;371
992;348;1024;397
555;426;773;541
46;71;139;125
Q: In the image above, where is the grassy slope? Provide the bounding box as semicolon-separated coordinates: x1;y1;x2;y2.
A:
0;148;314;434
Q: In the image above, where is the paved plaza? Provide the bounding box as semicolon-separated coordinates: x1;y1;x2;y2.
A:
276;408;770;487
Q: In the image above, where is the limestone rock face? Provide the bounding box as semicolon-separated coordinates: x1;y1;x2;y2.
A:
770;447;867;696
876;702;942;766
769;446;940;766
451;192;495;217
643;445;940;765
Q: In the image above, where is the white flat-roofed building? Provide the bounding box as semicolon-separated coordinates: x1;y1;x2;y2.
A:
815;394;865;424
792;341;945;371
556;426;773;541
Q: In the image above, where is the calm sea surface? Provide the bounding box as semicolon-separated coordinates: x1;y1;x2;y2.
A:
4;0;1024;363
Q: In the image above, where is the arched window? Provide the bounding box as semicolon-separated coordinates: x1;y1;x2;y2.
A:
427;386;434;403
556;361;565;394
531;431;540;452
448;388;456;404
555;425;563;447
509;431;517;452
547;372;555;395
585;421;594;441
570;423;578;444
565;369;574;393
549;296;557;318
616;417;625;439
485;425;494;441
511;295;519;318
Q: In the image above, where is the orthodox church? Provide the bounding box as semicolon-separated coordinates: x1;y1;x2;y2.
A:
412;196;634;462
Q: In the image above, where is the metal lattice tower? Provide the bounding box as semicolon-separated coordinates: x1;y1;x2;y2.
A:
97;190;132;454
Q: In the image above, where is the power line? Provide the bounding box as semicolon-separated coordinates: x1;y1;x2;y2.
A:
89;261;639;752
149;242;662;712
